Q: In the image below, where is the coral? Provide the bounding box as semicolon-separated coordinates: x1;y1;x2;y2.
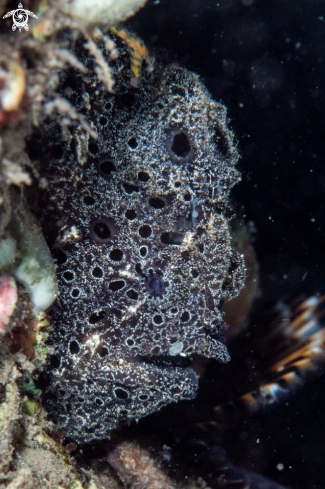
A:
107;440;173;489
0;191;58;353
3;190;58;312
0;336;94;489
0;275;18;334
87;438;213;489
0;357;20;474
28;43;245;443
0;190;78;487
0;57;26;125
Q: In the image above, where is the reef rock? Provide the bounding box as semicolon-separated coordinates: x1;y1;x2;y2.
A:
30;52;245;443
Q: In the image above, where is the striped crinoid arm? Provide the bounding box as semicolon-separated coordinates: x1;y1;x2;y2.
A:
214;294;325;419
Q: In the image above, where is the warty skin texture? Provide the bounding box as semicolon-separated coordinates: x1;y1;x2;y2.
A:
31;55;245;443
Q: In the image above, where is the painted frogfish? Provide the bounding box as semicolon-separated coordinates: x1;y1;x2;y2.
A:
29;46;247;444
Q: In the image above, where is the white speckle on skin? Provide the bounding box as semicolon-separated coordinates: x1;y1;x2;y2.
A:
58;225;82;244
86;333;100;352
169;341;184;356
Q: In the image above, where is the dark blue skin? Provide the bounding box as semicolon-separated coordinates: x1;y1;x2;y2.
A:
146;272;164;297
149;277;163;293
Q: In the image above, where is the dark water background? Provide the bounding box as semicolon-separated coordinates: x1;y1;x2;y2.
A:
127;1;325;487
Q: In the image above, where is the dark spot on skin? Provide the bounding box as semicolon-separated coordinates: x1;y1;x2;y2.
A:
93;222;110;239
161;232;184;245
110;249;123;261
89;142;99;154
71;289;80;298
84;195;95;205
90;218;113;243
171;132;191;158
140;246;147;257
125;209;137;220
69;340;80;354
97;346;108;357
138;171;150;182
53;250;67;265
114;388;128;399
181;311;190;322
153;315;163;324
139;225;152;238
123;183;140;194
135;263;144;275
99;160;116;177
149;197;165;209
89;311;106;324
63;271;74;281
49;355;61;369
128;137;138;148
92;267;103;278
126;289;138;300
99;116;108;126
109;280;125;291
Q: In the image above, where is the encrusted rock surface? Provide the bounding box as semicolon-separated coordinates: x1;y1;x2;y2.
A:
30;50;245;443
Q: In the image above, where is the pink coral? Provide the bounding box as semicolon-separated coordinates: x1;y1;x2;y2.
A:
0;275;18;334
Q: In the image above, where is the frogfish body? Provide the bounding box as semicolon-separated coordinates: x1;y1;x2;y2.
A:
31;54;245;443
